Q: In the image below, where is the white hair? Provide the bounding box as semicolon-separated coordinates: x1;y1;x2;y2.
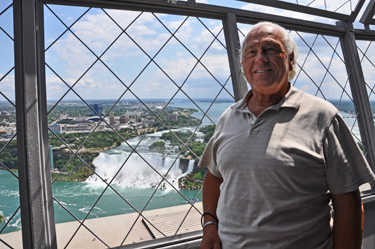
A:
241;21;299;81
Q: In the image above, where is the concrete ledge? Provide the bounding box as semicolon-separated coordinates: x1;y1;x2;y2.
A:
117;230;202;249
0;203;203;248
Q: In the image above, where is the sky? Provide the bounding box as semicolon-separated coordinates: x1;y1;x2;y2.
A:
1;0;375;104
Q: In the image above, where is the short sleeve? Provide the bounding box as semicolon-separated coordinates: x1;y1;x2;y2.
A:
324;113;375;194
198;137;222;178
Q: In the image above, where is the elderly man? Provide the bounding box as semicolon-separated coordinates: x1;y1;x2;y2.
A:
199;21;375;249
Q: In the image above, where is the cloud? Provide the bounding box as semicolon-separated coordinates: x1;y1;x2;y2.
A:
44;3;370;101
45;9;233;100
240;3;337;24
293;52;350;99
0;73;15;102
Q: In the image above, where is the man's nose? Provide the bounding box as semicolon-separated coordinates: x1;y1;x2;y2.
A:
255;51;268;63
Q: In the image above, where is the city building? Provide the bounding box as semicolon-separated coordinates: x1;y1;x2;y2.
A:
119;115;128;124
89;103;102;116
1;134;15;139
142;119;152;125
109;112;115;125
62;124;91;132
165;114;178;121
86;116;102;122
126;111;142;116
0;115;11;119
71;118;88;124
48;124;61;134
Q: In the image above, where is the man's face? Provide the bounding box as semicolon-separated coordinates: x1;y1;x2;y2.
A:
242;24;293;96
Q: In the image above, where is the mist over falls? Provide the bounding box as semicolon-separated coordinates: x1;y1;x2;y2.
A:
85;128;199;189
86;150;195;189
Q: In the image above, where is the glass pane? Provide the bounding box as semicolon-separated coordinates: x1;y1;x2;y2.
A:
0;1;22;248
45;4;232;247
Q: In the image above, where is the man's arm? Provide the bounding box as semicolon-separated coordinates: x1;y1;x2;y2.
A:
331;189;364;249
200;170;223;249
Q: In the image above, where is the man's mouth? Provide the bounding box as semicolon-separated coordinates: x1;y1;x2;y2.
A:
255;69;272;73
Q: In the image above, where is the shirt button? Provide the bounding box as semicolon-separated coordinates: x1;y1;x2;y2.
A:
251;120;255;125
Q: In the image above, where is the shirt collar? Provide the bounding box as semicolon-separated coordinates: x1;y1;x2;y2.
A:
231;83;302;113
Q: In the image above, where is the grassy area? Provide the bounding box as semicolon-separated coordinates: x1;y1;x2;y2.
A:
51;164;94;182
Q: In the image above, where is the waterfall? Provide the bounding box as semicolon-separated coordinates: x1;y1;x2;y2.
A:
187;160;195;173
86;152;194;189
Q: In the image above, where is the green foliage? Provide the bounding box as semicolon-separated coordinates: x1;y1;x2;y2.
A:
52;151;98;172
47;105;89;122
197;167;207;177
57;119;73;124
149;141;166;154
150;110;200;130
49;130;133;150
187;141;206;158
0;140;18;170
161;130;197;146
195;182;203;188
199;124;216;143
193;172;202;180
160;126;215;158
357;141;364;152
52;164;95;182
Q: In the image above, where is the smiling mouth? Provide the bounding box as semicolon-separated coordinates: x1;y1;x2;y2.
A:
255;69;272;73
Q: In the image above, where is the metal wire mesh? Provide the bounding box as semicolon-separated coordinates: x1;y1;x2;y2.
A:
283;0;358;13
2;1;375;248
44;4;233;247
357;40;375;127
0;1;22;248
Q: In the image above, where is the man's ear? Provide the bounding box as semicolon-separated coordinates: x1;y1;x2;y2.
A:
289;51;294;71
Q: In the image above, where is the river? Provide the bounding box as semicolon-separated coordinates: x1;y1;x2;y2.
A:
0;98;361;234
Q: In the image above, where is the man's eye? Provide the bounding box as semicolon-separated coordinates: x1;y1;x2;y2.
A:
266;47;279;53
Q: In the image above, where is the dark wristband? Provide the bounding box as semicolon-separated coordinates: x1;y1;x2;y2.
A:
201;212;219;227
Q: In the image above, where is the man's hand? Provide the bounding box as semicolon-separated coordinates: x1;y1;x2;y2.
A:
200;171;223;249
200;225;221;249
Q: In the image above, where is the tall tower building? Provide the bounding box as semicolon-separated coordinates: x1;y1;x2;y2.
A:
89;103;102;116
109;112;115;125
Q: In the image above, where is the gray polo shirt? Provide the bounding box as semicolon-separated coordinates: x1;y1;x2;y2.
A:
199;85;375;249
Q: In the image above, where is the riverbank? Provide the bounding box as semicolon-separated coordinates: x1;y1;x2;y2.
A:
0;203;203;248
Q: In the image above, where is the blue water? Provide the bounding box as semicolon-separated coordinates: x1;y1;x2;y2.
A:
0;99;361;234
0;170;202;234
0;170;21;234
169;99;234;126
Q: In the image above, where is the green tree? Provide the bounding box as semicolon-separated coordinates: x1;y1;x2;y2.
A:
193;172;202;180
200;124;216;142
149;141;166;154
161;130;197;146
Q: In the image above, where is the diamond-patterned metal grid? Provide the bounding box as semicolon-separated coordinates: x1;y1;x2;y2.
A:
45;4;233;247
277;0;359;13
357;40;375;126
0;1;22;248
238;24;361;144
233;0;362;20
2;0;375;248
